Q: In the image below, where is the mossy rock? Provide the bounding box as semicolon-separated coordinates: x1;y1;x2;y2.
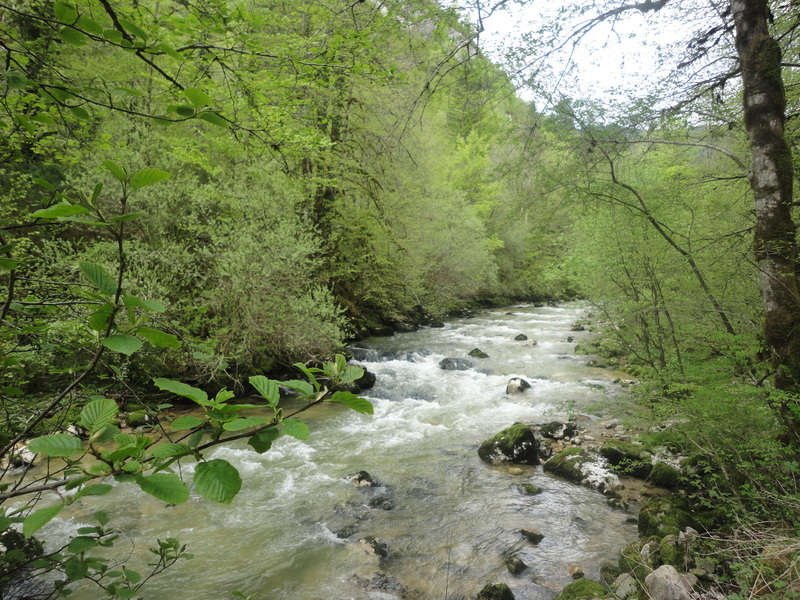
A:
658;535;685;569
649;461;682;489
478;423;539;465
542;447;592;484
619;539;657;582
599;440;652;479
638;497;696;538
519;483;542;495
553;578;607;600
126;411;152;428
476;583;515;600
599;561;621;585
539;421;578;440
469;348;490;359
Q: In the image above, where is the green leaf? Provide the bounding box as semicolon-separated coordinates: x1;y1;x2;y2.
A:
23;504;63;537
282;418;310;441
30;113;55;125
170;415;205;431
88;304;114;332
33;177;56;191
103;334;142;356
6;71;32;89
136;327;180;348
340;365;365;383
80;397;118;432
159;42;183;60
74;484;113;499
184;88;213;107
102;160;127;183
222;416;270;431
123;567;142;585
330;391;374;415
110;212;145;223
69;105;91;119
31;203;89;219
28;434;83;457
153;378;208;405
134;473;189;504
123;295;165;312
0;258;19;271
59;26;89;45
149;442;191;458
53;1;78;22
249;376;279;406
130;168;171;190
170;105;196;117
193;459;241;504
79;262;117;295
247;427;279;454
281;379;314;397
75;14;102;35
67;536;97;554
197;112;228;127
118;18;147;40
115;588;137;600
94;510;109;526
64;556;89;580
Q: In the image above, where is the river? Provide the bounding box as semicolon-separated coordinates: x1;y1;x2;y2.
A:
36;303;638;600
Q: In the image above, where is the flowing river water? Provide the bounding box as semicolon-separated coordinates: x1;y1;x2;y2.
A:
35;303;640;600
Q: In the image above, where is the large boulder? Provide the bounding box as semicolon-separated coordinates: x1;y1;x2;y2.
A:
439;357;473;371
553;578;607;600
543;448;618;493
599;440;652;479
506;378;532;394
479;423;540;465
644;565;697;600
638;497;697;538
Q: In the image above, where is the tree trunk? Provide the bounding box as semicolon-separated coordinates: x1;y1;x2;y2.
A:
731;0;800;433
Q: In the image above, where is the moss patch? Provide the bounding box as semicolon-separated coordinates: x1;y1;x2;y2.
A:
553;578;607;600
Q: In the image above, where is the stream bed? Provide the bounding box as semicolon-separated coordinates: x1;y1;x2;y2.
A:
37;303;639;600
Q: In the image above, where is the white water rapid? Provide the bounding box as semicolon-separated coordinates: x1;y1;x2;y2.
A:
31;303;639;600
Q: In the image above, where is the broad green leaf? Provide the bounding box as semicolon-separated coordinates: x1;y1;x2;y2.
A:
102;160;127;183
88;304;114;332
64;556;89;580
118;18;147;40
136;327;180;348
74;484;113;499
94;510;109;526
159;42;183;60
0;258;19;270
5;70;31;90
67;536;97;554
149;442;191;458
134;473;189;504
23;504;63;537
123;567;142;585
330;391;374;415
193;459;241;504
75;14;102;35
59;27;88;46
123;295;165;312
170;104;195;117
339;365;365;383
103;334;142;356
79;262;117;294
32;177;56;191
102;28;123;44
28;434;83;457
249;375;279;406
153;378;208;405
80;397;118;432
281;379;314;397
282;418;310;441
31;203;89;219
130;168;171;190
214;389;235;404
69;105;90;119
222;416;270;431
115;588;137;600
247;427;279;454
110;212;145;223
197;112;227;127
53;1;78;22
170;415;205;431
184;88;213;107
29;113;55;125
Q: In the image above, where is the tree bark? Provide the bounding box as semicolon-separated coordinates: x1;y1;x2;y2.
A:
731;0;800;432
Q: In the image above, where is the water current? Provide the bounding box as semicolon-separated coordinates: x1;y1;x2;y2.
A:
37;303;639;600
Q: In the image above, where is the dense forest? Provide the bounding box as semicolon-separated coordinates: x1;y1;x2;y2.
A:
0;0;799;598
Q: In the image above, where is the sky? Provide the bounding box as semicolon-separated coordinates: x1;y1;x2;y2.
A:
459;0;694;108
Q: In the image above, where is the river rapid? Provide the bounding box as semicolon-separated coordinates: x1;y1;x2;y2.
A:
37;303;639;600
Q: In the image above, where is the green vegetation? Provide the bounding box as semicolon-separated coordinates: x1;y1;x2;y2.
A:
1;0;799;598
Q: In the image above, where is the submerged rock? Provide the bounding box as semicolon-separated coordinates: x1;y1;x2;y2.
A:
345;471;380;487
439;357;473;371
477;583;515;600
479;423;539;465
506;377;532;394
513;333;528;341
469;347;490;359
359;536;389;560
520;528;545;544
505;554;528;575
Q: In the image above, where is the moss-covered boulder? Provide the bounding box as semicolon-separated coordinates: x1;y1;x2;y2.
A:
469;348;490;359
619;538;659;582
478;423;539;465
553;578;607;600
476;583;515;600
638;497;696;538
599;440;652;479
539;421;579;440
543;447;618;492
649;461;682;489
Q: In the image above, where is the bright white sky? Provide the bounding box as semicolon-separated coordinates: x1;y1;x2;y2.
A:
460;0;694;108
